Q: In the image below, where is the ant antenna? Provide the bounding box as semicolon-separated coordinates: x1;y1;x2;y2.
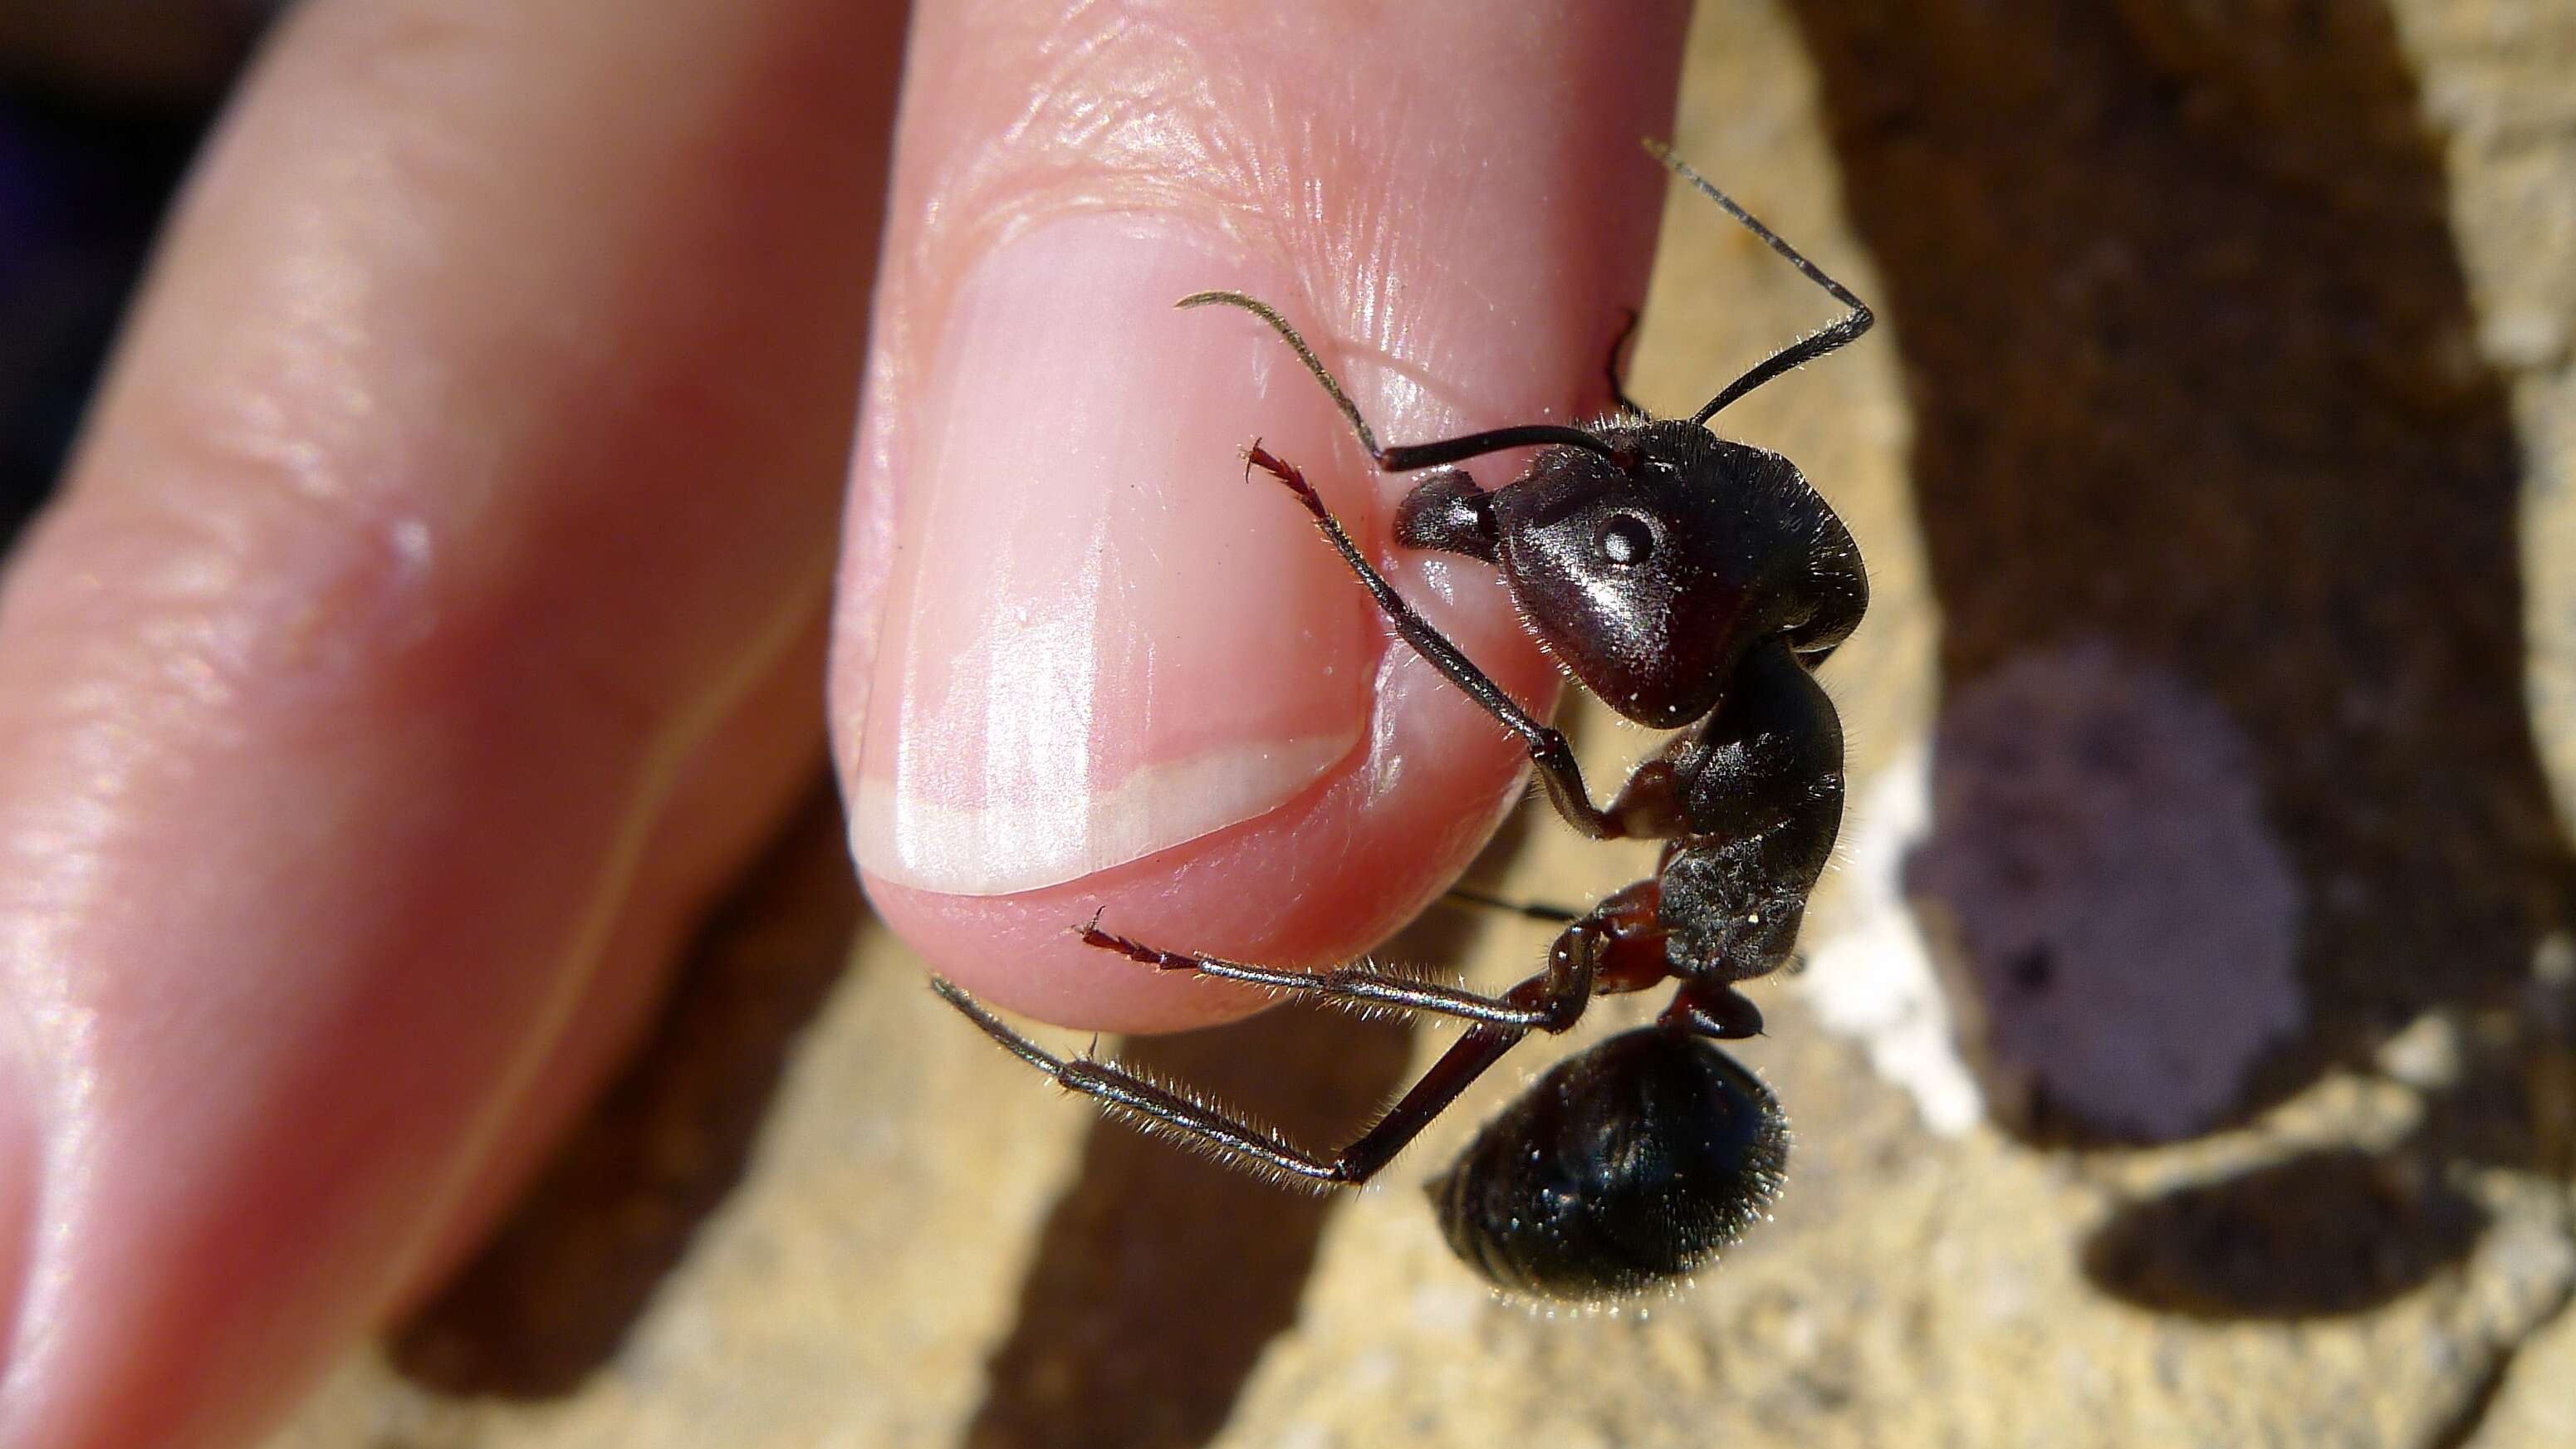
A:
1642;140;1874;426
1178;291;1383;457
1177;292;1626;473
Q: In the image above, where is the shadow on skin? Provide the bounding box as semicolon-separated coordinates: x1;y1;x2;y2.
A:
1784;0;2576;1320
390;781;864;1398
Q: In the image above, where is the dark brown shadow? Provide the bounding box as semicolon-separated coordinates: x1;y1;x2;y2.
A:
2084;964;2576;1322
391;779;864;1398
958;910;1464;1449
2081;1147;2487;1319
1781;0;2576;1318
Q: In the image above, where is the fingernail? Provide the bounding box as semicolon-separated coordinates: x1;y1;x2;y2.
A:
850;215;1371;895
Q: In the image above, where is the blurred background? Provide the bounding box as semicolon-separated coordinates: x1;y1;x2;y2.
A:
10;2;2576;1447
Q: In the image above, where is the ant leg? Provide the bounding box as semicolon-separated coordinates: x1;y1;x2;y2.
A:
1329;1026;1523;1184
1080;922;1599;1032
1242;443;1623;840
1604;307;1646;418
1442;884;1582;924
934;977;1527;1187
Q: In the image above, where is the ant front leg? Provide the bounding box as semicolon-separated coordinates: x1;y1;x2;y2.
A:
1242;443;1625;840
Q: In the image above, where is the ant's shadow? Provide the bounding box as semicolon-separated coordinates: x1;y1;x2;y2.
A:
1781;0;2576;1315
957;920;1434;1449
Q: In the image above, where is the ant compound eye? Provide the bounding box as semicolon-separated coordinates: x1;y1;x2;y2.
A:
1595;513;1655;567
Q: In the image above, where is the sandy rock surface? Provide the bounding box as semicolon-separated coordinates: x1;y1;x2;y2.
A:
270;1;2576;1445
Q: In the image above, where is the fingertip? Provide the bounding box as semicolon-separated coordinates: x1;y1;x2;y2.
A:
860;631;1549;1035
868;873;1267;1035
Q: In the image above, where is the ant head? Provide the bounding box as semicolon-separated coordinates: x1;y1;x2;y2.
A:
1398;419;1866;728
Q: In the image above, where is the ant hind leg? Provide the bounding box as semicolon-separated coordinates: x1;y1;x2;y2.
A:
932;977;1528;1188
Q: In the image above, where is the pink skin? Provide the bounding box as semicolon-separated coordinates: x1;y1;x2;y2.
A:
0;2;1688;1448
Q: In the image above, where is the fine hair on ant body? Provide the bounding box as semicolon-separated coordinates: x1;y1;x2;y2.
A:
935;141;1873;1301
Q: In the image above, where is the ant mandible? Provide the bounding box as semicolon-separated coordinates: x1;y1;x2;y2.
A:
934;141;1873;1300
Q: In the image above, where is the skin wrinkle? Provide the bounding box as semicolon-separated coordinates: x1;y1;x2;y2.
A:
76;153;541;737
35;477;456;742
158;190;814;746
0;492;459;956
888;7;1495;453
168;64;526;519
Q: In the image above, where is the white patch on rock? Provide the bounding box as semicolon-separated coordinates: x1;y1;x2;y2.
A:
1800;744;1987;1135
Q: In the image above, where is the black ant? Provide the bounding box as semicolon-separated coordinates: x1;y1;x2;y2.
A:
934;142;1872;1300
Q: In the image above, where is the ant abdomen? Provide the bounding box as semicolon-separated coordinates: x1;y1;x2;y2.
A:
1429;1026;1787;1300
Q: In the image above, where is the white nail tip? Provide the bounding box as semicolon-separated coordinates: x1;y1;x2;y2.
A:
850;732;1356;895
